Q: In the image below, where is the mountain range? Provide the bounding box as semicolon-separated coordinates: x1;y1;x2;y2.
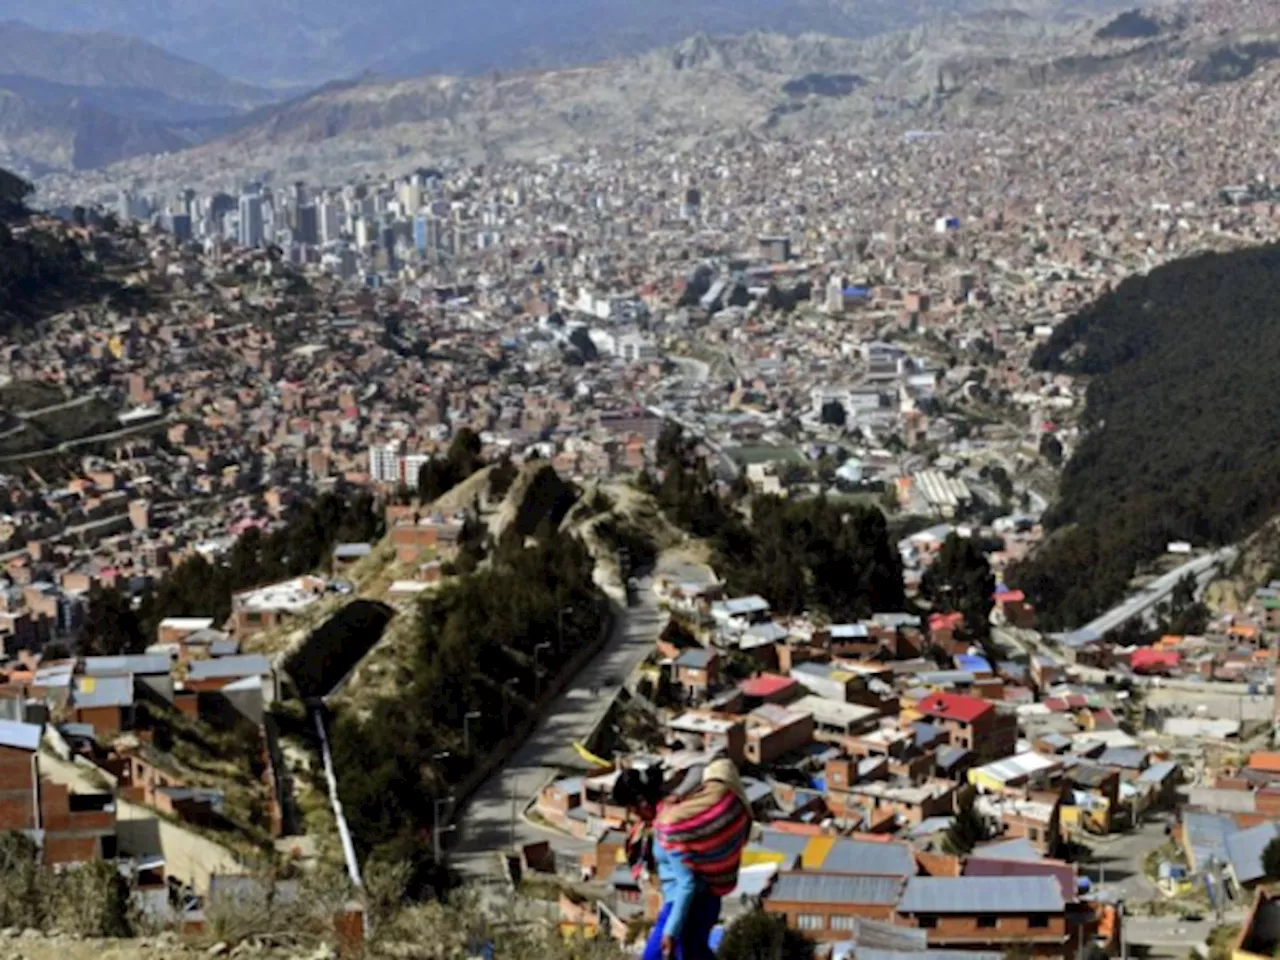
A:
0;21;278;177
39;3;1221;197
0;0;1144;87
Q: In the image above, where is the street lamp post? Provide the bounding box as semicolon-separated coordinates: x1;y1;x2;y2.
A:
557;606;575;653
502;677;517;731
510;776;520;850
534;642;551;700
463;711;481;754
433;793;456;864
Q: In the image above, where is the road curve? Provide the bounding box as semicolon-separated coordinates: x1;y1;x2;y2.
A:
451;579;667;882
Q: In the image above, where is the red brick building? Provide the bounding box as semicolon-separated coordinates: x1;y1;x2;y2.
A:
913;692;1017;762
0;720;116;865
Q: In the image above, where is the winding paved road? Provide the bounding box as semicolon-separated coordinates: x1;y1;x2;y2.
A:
451;577;667;882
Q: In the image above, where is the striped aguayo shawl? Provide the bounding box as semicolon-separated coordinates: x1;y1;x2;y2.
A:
652;779;751;897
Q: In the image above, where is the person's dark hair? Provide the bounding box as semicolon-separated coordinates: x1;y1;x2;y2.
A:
611;765;664;808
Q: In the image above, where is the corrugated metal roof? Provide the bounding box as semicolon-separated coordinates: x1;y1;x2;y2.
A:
73;674;135;709
83;654;171;676
898;876;1063;914
827;918;929;955
818;838;916;877
1183;811;1237;867
970;837;1042;863
754;828;810;861
1226;821;1280;885
1098;747;1148;770
0;719;41;751
188;654;271;680
675;648;714;669
768;872;903;905
1138;760;1180;783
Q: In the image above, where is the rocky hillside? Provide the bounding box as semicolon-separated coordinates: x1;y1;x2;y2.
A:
43;1;1275;197
42;8;1157;194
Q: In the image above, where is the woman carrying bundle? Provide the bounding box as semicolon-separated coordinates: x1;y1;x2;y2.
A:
612;759;753;960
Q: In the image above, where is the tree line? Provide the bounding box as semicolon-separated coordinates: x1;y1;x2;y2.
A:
0;168;111;337
1012;244;1280;628
328;525;606;897
76;489;382;656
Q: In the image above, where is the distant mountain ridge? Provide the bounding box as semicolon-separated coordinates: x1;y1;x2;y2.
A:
0;21;282;177
0;21;274;112
47;12;1139;191
0;0;1144;87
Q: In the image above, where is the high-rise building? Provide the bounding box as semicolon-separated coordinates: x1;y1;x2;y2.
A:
319;199;341;244
402;454;431;490
168;213;192;242
237;195;264;248
297;205;319;246
368;443;401;484
413;213;431;253
826;276;846;314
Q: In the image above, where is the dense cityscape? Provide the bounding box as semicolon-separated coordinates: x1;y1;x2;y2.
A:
4;0;1280;959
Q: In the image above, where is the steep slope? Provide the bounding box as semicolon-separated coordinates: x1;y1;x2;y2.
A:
1009;243;1280;629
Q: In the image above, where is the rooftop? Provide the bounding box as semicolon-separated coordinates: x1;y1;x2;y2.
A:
232;576;324;614
187;654;271;681
916;691;994;724
898;876;1064;914
767;871;904;906
0;718;41;751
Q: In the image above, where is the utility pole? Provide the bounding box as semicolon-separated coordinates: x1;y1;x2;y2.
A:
433;794;455;864
557;605;575;654
510;776;519;850
502;677;517;731
463;711;481;754
534;642;550;700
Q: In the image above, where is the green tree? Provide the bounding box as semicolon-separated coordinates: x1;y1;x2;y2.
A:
1039;433;1064;467
943;795;987;855
80;585;146;657
820;400;847;428
716;910;815;960
1262;835;1280;881
921;534;996;642
447;427;483;478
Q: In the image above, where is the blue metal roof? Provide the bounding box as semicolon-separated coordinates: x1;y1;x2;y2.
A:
675;648;715;669
1225;821;1280;885
72;675;135;709
83;654;170;676
1182;812;1236;869
188;654;271;680
1138;760;1179;783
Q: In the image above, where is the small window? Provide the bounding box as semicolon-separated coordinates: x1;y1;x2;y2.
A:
831;916;858;932
796;914;824;931
918;916;938;929
1030;915;1050;929
977;915;998;929
1028;827;1039;841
